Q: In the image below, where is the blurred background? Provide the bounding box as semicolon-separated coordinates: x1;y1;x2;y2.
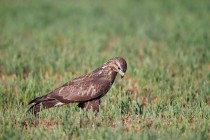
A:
0;0;209;139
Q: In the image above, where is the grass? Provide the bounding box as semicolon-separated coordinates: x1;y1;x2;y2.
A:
0;0;210;139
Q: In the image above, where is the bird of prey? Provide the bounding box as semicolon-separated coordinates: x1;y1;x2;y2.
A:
28;57;127;116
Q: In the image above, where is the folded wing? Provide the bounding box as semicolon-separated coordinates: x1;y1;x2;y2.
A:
47;77;111;103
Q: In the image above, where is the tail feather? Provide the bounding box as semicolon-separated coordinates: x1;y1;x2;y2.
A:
28;95;54;105
27;97;60;116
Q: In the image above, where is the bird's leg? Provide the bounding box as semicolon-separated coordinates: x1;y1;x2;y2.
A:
78;99;100;113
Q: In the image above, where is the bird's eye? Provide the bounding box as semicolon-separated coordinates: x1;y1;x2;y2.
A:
118;67;120;70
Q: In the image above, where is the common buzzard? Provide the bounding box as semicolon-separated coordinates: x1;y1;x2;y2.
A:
28;57;127;116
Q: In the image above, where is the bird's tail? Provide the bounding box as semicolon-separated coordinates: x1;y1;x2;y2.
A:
27;96;59;116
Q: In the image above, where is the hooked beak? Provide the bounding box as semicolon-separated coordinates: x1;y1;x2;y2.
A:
118;70;125;78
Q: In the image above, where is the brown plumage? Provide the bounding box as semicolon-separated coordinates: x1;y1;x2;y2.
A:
28;57;127;116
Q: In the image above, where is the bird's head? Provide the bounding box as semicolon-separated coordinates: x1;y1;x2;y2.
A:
104;57;127;78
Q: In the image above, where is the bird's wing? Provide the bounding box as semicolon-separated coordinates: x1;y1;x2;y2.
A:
46;77;111;103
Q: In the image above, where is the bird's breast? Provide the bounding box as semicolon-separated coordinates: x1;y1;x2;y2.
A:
110;71;117;84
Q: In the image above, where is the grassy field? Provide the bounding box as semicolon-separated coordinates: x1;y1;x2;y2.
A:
0;0;210;139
